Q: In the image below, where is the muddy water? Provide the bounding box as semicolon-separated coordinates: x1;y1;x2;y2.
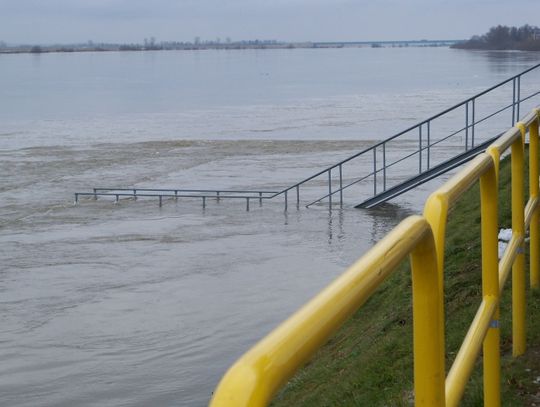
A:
2;48;540;406
1;140;418;406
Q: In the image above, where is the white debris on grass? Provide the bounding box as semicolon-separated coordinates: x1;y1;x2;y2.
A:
498;228;512;259
498;228;513;242
498;242;507;259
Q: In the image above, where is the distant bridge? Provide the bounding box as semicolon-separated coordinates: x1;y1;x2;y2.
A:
312;39;461;47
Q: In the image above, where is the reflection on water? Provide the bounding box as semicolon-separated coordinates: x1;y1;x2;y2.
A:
364;203;417;245
481;50;540;74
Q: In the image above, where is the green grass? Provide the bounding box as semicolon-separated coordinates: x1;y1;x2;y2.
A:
271;152;540;406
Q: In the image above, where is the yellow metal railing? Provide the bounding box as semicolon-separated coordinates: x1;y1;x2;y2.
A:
210;108;540;407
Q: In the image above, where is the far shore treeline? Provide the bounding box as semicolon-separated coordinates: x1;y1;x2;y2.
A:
5;25;540;55
0;39;458;55
452;24;540;51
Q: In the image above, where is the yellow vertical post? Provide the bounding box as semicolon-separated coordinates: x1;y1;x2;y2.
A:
410;228;445;407
480;163;500;406
512;125;526;356
530;114;540;289
423;192;449;376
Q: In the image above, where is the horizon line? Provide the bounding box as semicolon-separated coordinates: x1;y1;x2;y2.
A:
1;38;464;47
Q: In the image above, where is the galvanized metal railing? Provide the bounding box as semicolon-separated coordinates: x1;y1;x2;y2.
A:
74;188;280;211
75;64;540;210
301;62;540;208
210;108;540;406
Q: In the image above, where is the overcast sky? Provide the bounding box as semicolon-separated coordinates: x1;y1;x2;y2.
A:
1;0;539;45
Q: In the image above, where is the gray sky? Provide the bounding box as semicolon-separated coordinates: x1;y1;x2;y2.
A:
1;0;539;44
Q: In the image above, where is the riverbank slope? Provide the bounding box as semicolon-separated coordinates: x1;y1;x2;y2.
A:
271;153;540;406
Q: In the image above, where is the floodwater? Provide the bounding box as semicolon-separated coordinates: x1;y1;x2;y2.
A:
1;47;540;406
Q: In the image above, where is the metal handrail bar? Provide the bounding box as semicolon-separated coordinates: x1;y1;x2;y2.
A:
304;145;428;207
75;192;274;199
75;190;274;210
306;133;500;208
383;140;439;172
275;64;540;199
412;62;540;127
372;95;523;176
518;89;540;104
349;117;497;187
468;92;540;132
93;187;279;195
344;63;540;157
305;173;375;207
304;145;463;208
302;79;538;206
304;136;469;207
367;95;528;181
471;102;515;128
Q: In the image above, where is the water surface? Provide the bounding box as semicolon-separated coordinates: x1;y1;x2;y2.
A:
1;47;540;406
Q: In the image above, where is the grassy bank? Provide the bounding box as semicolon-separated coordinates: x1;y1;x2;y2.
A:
271;153;540;406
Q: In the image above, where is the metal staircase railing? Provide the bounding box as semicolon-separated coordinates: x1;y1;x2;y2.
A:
298;62;540;208
74;63;540;210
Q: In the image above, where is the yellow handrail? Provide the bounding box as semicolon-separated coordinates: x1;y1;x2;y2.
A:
211;216;444;406
210;108;540;407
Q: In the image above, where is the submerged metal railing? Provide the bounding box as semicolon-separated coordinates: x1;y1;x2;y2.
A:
210;109;540;407
74;188;280;211
75;63;540;210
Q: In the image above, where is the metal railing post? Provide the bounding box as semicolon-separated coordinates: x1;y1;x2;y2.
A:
511;127;526;356
382;143;387;191
133;189;137;200
158;195;162;207
419;125;423;173
465;101;469;150
517;75;521;120
296;185;300;209
216;191;220;202
471;99;476;148
339;164;343;207
246;197;250;211
373;147;377;196
284;190;288;211
512;78;517;125
202;196;206;209
427;121;431;170
259;192;263;206
328;169;332;207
